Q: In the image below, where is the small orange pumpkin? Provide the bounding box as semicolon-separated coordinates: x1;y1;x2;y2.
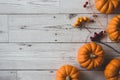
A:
107;15;120;42
56;64;80;80
77;42;104;70
94;0;119;14
104;58;120;80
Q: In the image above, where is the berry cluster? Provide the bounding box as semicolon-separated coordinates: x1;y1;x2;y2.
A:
74;17;90;27
83;1;89;8
90;31;106;41
73;16;95;28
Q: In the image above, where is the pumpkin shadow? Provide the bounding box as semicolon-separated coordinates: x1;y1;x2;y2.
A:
79;71;105;80
99;42;120;70
78;57;118;80
100;57;114;70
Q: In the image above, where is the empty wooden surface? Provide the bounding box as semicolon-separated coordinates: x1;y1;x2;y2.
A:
0;0;119;80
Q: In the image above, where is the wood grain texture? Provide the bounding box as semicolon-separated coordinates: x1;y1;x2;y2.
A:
0;0;60;14
9;14;107;29
17;71;105;80
0;0;98;14
0;56;118;70
0;15;8;42
8;14;108;42
60;0;98;13
0;43;119;70
0;43;119;56
0;0;119;80
0;71;16;80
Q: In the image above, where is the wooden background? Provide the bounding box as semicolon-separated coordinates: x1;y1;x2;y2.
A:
0;0;119;80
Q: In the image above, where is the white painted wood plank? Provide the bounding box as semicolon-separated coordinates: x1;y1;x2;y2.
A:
9;29;107;42
8;14;107;42
17;71;105;80
0;0;118;14
17;71;55;80
60;0;120;13
60;0;98;13
0;0;60;14
0;56;118;70
0;43;119;56
0;58;80;69
0;15;8;42
9;14;107;29
0;71;16;80
0;0;119;14
0;43;119;70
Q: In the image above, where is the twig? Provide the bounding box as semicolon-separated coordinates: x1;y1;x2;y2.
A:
98;41;120;54
84;27;91;33
88;0;105;30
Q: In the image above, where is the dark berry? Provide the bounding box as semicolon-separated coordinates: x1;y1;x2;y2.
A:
94;32;97;35
90;37;94;41
90;20;95;22
94;32;99;37
86;2;88;5
83;4;87;8
103;31;106;33
99;31;103;35
90;31;106;42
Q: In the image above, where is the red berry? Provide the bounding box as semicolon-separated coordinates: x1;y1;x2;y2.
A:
94;32;98;37
86;2;88;5
91;37;97;41
94;32;97;35
100;31;103;34
103;31;106;33
90;37;94;41
90;20;95;22
83;4;87;8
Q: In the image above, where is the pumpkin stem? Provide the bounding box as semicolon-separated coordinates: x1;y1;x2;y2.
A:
90;54;96;58
66;76;71;80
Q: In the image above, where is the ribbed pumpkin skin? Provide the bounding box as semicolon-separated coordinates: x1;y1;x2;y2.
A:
95;0;119;14
104;58;120;80
107;15;120;42
56;65;80;80
77;42;104;70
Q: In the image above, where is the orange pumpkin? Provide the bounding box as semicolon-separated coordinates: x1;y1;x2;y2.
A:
77;42;104;70
56;64;80;80
104;58;120;80
107;15;120;42
94;0;119;14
